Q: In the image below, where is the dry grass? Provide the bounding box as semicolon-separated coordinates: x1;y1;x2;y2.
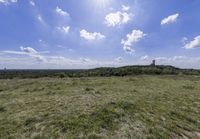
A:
0;75;199;138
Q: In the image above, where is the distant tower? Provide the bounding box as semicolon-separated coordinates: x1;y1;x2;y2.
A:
4;67;7;70
151;60;156;66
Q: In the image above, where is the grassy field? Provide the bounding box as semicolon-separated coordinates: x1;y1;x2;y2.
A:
0;76;199;139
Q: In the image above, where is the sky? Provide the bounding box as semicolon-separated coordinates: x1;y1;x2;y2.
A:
0;0;200;69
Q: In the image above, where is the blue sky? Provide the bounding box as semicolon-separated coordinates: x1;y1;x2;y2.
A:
0;0;200;69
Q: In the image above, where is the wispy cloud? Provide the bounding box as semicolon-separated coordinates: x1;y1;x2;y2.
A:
161;13;179;25
20;46;37;54
29;0;35;6
122;5;130;11
141;55;149;61
55;6;69;16
115;57;123;63
0;47;128;69
37;14;46;25
0;0;17;5
1;46;48;62
57;26;70;34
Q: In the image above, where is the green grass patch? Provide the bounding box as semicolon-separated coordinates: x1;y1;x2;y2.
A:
0;75;199;138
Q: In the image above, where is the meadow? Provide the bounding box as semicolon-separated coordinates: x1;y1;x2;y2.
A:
0;75;199;139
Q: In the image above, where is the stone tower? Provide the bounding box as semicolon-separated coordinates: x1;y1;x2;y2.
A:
151;60;156;66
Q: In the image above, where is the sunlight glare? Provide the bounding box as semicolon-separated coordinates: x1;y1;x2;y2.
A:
92;0;112;9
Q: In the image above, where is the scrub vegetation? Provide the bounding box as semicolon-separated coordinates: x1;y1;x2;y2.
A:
1;65;200;79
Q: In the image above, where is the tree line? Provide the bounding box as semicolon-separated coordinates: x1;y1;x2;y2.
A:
0;65;200;79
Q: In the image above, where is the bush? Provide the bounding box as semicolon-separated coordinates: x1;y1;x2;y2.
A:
59;72;65;78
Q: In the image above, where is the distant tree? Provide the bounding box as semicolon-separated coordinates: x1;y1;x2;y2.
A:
59;72;65;78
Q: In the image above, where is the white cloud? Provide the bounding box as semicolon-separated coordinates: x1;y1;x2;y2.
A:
2;46;47;62
2;50;200;69
32;55;46;62
80;29;105;41
55;6;69;16
37;15;45;24
149;56;200;68
172;56;185;61
115;57;123;63
29;0;35;6
79;58;92;63
155;57;169;61
1;47;38;56
184;35;200;49
123;46;134;53
37;15;43;22
62;26;70;33
2;50;27;55
20;46;37;54
153;56;186;63
105;5;132;27
122;5;130;11
0;0;17;5
121;30;146;53
161;13;179;25
38;39;49;47
57;26;70;34
105;11;131;27
141;55;149;61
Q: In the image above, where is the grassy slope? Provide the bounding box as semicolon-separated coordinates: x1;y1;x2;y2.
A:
0;76;199;139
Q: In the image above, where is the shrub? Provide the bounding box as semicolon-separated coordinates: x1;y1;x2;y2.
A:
59;72;65;78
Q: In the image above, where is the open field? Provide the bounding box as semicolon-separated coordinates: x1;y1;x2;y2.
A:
0;75;200;139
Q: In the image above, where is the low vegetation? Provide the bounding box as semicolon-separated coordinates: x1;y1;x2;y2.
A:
1;65;200;79
0;75;199;138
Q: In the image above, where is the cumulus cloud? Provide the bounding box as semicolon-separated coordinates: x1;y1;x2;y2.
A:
57;26;70;34
80;29;105;41
105;12;131;27
161;13;179;25
0;0;17;5
184;35;200;49
105;5;131;27
55;6;69;16
121;30;146;53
